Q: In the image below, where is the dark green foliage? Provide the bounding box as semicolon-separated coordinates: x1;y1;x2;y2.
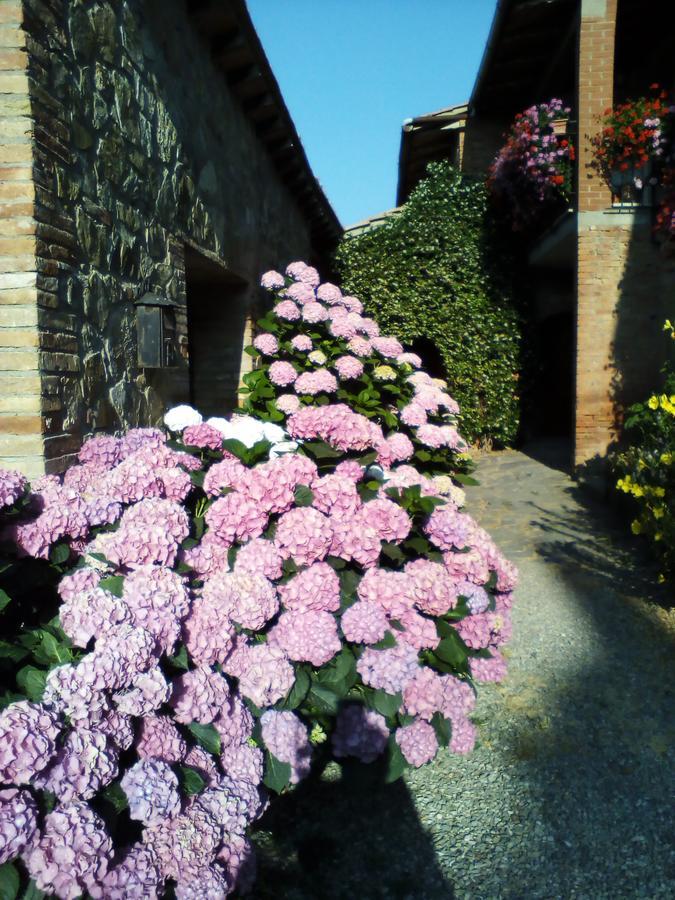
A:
335;162;521;445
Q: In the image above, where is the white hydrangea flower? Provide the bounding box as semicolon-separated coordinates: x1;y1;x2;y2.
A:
269;440;299;458
205;417;231;436
261;422;286;444
164;405;203;432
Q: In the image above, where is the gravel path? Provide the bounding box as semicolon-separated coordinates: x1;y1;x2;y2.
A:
251;446;675;899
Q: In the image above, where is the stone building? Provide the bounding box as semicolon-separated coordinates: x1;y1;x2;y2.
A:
391;0;675;473
0;0;341;477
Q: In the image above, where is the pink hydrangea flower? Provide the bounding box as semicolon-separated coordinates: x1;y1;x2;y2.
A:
93;843;163;899
144;804;222;881
59;586;130;648
260;711;311;784
395;720;438;767
335;459;364;481
213;694;254;750
208;571;279;631
106;498;189;567
269;361;298;387
405;558;458;615
253;333;279;355
294;368;338;396
275;506;333;567
469;650;508;682
361;497;412;543
286;281;316;304
341;600;389;644
182;423;224;451
291;334;312;352
202;456;246;497
356;643;420;694
225;641;295;708
301;301;329;323
180;533;232;579
122;565;190;654
58;566;100;603
357;568;415;618
0;701;60;784
376;433;414;467
25;802;113;899
217;833;257;894
206;493;269;546
449;716;477;754
397;608;439;650
424;507;476;551
329;507;382;568
312;473;361;516
342;295;364;313
114;669;172;717
260;270;285;290
276;393;301;415
171;667;231;725
397;352;422;368
332;705;389;763
275;299;301;321
119;427;166;458
40;727;118;802
277;561;340;613
0;467;27;507
0;788;37;864
121;759;181;826
443;548;490;585
347;336;372;356
286;261;320;287
400;402;427;427
136;714;187;764
175;865;233;900
402;668;446;720
316;282;342;304
220;742;264;785
98;710;134;751
371;336;403;357
234;537;284;580
269;609;341;666
78;434;122;469
329;317;357;340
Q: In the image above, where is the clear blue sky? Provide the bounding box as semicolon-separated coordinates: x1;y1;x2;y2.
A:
247;1;496;226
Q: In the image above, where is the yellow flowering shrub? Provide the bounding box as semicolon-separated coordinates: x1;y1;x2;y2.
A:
613;322;675;579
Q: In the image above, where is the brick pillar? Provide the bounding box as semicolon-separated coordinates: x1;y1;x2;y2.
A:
0;0;44;477
574;0;619;468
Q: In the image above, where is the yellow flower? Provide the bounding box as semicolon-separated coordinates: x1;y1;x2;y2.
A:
658;573;666;584
631;485;644;498
631;519;642;535
372;365;397;382
655;532;663;541
648;396;659;410
652;506;665;519
637;459;648;470
664;319;675;339
654;487;666;498
660;452;673;465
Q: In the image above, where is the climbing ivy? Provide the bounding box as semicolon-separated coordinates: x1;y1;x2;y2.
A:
335;162;521;445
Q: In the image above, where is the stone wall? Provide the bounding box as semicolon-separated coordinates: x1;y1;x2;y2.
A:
2;0;320;475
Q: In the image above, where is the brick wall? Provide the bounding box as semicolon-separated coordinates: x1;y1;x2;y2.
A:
575;210;673;465
0;0;43;477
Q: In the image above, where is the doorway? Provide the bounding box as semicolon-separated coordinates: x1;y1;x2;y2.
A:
185;245;249;416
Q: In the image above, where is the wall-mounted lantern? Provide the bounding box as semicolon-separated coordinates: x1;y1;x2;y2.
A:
135;290;179;368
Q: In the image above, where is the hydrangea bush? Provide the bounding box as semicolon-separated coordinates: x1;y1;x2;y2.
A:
0;265;517;899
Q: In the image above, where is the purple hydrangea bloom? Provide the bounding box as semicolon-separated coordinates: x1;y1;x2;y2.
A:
145;804;222;881
175;864;233;900
40;728;118;802
268;609;341;667
0;467;27;508
136;714;187;764
340;600;389;644
395;720;439;767
114;668;172;717
25;801;113;899
170;667;231;726
260;710;311;784
332;704;389;763
220;742;264;786
356;643;420;695
121;759;181;826
91;843;163;899
0;701;61;784
0;788;38;864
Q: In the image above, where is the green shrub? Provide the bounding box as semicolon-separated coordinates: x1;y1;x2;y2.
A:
335;162;521;446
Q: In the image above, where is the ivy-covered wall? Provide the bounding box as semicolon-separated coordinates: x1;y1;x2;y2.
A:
335;163;521;446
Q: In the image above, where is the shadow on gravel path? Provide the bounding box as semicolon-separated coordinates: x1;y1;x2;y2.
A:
251;757;454;900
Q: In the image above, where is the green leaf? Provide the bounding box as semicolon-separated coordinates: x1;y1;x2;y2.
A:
306;682;341;715
190;470;205;488
303;440;341;459
431;711;452;747
187;722;221;756
31;631;70;666
384;735;408;783
102;781;128;812
16;666;46;701
434;630;469;669
339;569;360;609
381;542;405;564
0;641;29;663
278;666;311;710
263;751;292;793
178;765;207;796
0;862;19;900
453;473;479;486
370;689;402;718
21;880;46;900
370;631;397;650
49;542;70;565
0;589;11;613
166;644;189;671
98;575;124;598
294;484;314;507
221;438;250;462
